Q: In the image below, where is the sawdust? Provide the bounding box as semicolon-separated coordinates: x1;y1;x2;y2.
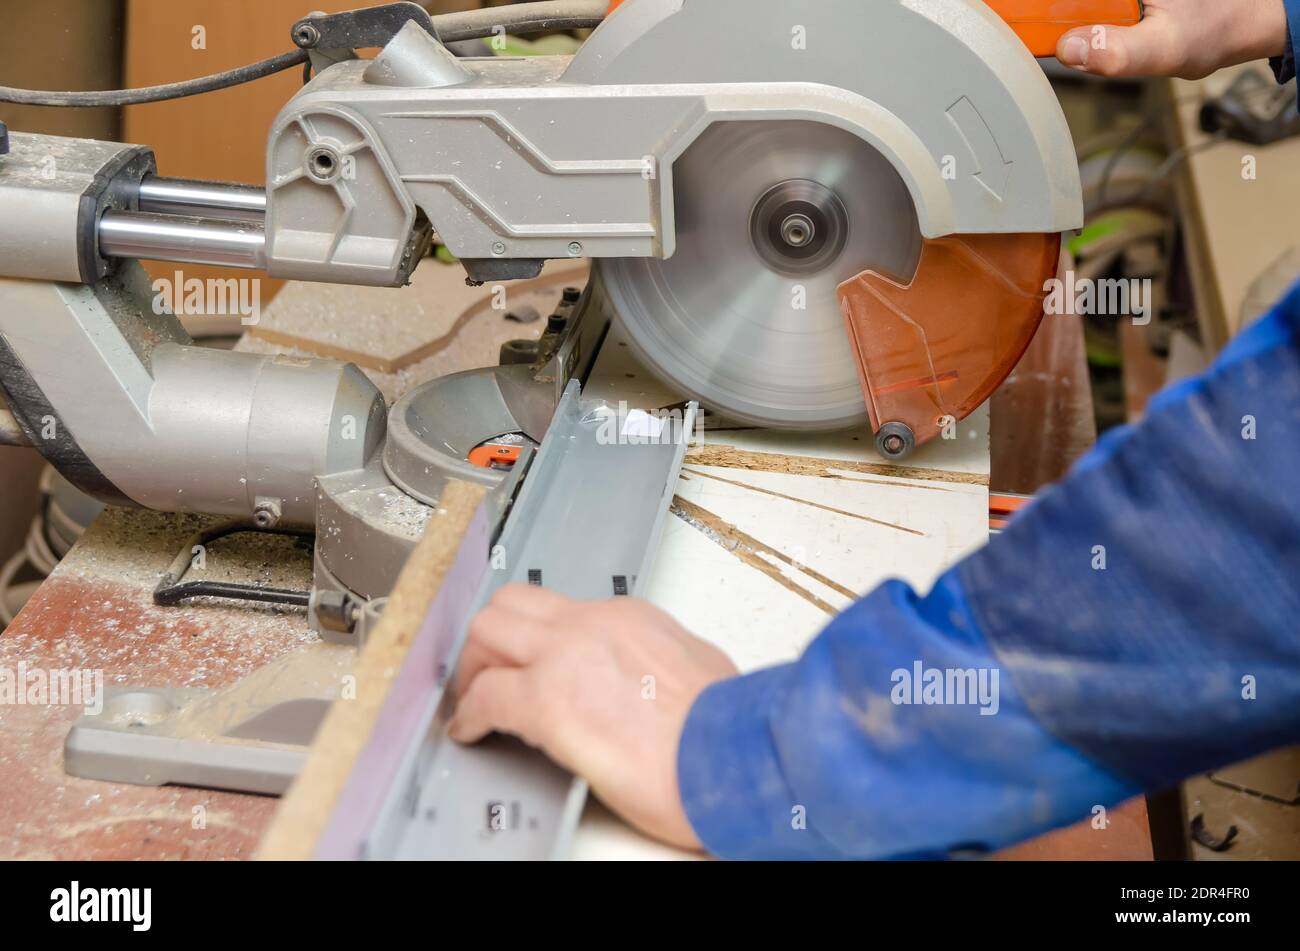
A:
681;466;925;537
684;443;992;487
370;486;434;540
50;804;247;840
0;506;323;858
0;508;315;692
670;495;855;615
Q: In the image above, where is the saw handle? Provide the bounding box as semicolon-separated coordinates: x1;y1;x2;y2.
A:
985;0;1144;57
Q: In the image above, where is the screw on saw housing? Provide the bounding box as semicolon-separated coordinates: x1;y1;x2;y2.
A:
875;422;916;461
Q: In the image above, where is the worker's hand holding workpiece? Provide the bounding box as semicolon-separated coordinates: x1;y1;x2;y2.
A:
1055;0;1291;78
450;584;737;851
453;0;1300;860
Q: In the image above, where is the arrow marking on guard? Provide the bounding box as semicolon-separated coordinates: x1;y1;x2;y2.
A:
946;96;1013;202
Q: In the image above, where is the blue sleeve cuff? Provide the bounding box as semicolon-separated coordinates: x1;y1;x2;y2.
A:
678;666;841;860
678;572;1138;860
1272;0;1300;85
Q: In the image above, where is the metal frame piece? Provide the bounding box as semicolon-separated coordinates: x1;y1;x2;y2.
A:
312;383;697;859
0;261;386;524
64;644;358;795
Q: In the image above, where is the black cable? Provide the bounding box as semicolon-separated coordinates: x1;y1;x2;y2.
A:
0;1;609;108
1095;82;1285;207
0;50;309;108
153;580;311;608
1097;113;1160;208
152;521;313;610
432;0;608;43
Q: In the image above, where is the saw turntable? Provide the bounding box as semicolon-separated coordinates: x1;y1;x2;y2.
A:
0;0;1141;856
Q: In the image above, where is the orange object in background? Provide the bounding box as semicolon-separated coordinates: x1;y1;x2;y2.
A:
837;232;1061;455
989;492;1034;531
608;1;1142;57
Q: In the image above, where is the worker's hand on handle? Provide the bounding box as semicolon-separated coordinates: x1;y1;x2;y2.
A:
1056;0;1290;79
449;583;739;851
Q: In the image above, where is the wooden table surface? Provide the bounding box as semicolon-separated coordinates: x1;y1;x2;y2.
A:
0;511;311;859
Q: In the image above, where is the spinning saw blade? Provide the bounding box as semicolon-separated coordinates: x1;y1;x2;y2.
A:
599;118;1060;454
599;119;923;433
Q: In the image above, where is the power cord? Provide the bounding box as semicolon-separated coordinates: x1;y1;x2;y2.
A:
0;50;309;108
0;0;609;108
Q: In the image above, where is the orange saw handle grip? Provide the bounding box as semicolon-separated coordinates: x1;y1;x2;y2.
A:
985;0;1144;57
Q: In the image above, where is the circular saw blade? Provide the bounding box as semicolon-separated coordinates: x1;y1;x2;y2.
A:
598;119;922;430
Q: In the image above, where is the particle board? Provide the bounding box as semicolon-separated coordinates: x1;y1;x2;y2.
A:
245;261;588;375
237;259;586;404
257;480;486;860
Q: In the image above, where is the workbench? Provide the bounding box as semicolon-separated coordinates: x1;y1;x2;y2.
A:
0;258;1150;860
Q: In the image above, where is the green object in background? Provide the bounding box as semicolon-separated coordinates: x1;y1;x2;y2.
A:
1068;208;1165;260
1068;216;1128;258
1084;331;1124;369
479;34;582;58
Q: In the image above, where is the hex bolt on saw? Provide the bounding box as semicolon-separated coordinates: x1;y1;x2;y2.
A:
0;0;1142;832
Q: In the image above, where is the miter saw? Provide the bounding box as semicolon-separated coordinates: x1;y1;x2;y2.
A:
0;0;1141;805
